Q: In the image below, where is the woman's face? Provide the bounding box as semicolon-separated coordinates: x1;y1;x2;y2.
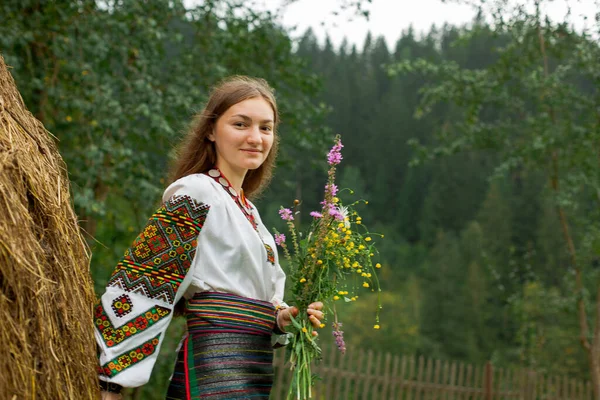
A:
209;97;275;181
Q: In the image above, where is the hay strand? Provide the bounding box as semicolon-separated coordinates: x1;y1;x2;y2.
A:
0;53;99;399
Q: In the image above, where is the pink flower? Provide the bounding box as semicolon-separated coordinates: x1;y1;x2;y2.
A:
325;183;338;197
328;208;344;221
332;322;346;354
327;139;344;165
279;208;294;221
309;211;323;218
274;233;286;246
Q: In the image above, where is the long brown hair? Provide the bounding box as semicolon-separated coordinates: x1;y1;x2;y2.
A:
169;76;280;198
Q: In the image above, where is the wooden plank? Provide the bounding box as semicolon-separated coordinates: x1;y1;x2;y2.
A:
473;364;481;400
324;343;337;400
415;355;425;400
406;356;416;400
342;348;355;400
372;350;384;399
484;362;492;400
361;349;374;399
389;354;401;400
448;361;457;400
352;349;365;400
381;352;392;400
432;359;442;400
464;364;473;400
423;357;433;400
442;361;450;400
332;348;347;399
456;362;465;400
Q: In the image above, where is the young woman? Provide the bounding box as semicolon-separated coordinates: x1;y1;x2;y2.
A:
97;76;324;399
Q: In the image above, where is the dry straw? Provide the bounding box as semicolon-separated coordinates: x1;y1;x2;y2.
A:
0;54;99;399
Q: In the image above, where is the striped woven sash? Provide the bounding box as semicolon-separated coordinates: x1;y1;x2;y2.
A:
185;292;276;336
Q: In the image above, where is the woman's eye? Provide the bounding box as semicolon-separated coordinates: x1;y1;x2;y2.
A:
261;126;273;132
234;122;246;128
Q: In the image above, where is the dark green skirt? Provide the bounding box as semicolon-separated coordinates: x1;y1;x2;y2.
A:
165;292;277;400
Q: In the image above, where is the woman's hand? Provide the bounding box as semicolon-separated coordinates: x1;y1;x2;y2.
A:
277;302;325;336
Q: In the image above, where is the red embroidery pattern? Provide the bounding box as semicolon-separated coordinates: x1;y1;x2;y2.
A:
264;243;275;265
99;335;161;378
95;301;171;348
107;195;210;304
111;294;133;317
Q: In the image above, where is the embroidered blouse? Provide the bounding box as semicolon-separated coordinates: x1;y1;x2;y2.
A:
96;169;287;388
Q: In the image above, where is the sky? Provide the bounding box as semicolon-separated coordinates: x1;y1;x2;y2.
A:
249;0;597;49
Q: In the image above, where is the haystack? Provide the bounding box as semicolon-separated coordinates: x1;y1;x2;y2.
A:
0;54;99;399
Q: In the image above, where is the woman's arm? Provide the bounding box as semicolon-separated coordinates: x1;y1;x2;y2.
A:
96;177;213;389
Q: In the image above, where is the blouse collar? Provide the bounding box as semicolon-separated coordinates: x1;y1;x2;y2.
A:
206;168;253;215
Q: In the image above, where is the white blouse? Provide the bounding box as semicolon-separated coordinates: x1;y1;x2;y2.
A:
96;170;287;388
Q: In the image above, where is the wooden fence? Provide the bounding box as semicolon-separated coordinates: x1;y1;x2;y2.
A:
271;346;593;400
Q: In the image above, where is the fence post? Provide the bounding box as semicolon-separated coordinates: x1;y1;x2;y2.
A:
485;362;493;400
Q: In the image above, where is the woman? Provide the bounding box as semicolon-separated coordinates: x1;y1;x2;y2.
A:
97;76;324;399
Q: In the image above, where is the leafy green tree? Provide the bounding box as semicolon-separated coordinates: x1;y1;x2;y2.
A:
390;0;600;393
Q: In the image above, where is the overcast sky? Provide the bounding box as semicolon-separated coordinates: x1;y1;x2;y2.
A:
252;0;597;49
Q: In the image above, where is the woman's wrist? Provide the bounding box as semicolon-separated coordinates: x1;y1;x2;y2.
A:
274;307;287;334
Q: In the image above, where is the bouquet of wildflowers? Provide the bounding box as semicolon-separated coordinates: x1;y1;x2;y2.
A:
274;135;382;400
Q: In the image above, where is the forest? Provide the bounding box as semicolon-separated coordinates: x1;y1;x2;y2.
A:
1;0;599;398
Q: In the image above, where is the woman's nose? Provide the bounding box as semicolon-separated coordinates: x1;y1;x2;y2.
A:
247;125;261;143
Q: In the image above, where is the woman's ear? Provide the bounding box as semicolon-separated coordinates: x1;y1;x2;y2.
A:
208;130;216;142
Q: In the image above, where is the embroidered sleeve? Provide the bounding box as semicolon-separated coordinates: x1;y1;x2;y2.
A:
96;194;210;388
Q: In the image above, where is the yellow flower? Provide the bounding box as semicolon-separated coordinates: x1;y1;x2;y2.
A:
319;323;325;328
370;253;374;257
357;269;362;273
374;324;380;330
300;278;307;283
365;237;372;242
367;273;372;278
376;263;381;268
333;197;339;203
338;223;345;229
334;295;340;300
351;297;357;301
363;282;369;288
302;327;308;333
361;273;367;277
65;115;72;122
356;221;362;224
381;234;385;238
317;260;323;265
358;245;365;250
365;201;369;204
